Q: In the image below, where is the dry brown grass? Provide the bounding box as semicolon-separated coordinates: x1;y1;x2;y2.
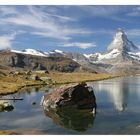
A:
0;71;120;95
0;129;45;135
0;130;18;135
0;75;45;95
48;72;120;84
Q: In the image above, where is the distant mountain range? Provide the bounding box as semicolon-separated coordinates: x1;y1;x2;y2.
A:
1;28;140;74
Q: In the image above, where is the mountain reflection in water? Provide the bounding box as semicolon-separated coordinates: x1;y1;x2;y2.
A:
89;77;140;112
42;107;95;132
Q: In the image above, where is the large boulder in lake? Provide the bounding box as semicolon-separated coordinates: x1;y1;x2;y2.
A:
40;82;96;111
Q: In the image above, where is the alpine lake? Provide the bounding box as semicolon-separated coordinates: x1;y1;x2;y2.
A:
0;76;140;135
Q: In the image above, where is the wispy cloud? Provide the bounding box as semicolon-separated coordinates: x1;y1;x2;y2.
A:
126;7;140;17
72;5;131;22
127;29;140;37
0;33;16;50
0;6;134;41
60;42;96;49
0;30;27;50
0;6;18;16
32;28;93;41
0;6;92;41
0;6;139;52
78;6;123;17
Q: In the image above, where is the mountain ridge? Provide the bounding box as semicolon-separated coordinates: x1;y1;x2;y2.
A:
1;28;140;74
11;29;140;62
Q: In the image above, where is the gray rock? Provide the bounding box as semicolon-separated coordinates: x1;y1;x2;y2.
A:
41;82;96;111
0;101;14;112
29;75;40;81
39;77;52;82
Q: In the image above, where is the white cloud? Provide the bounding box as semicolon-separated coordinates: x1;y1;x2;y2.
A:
0;6;92;41
0;33;16;50
61;42;96;49
78;6;122;17
126;7;140;16
32;28;93;41
0;6;17;16
0;6;137;50
32;31;70;41
127;29;140;36
73;6;130;22
0;6;130;45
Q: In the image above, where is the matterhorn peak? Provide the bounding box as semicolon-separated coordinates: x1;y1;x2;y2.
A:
115;28;126;38
114;28;128;42
107;28;138;52
116;28;124;33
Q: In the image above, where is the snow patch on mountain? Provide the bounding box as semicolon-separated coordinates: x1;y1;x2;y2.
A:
11;49;66;57
83;54;93;58
127;52;140;61
84;49;120;62
54;50;64;54
11;50;23;54
12;49;47;57
48;50;65;57
23;49;47;56
98;49;120;61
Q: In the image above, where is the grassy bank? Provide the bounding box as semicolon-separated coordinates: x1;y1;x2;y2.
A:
0;75;47;95
49;72;120;84
0;72;121;95
0;129;45;135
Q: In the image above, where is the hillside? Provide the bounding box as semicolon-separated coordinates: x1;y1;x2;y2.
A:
0;50;77;72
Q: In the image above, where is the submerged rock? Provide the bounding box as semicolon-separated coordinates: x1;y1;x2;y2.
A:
40;82;96;111
32;102;36;106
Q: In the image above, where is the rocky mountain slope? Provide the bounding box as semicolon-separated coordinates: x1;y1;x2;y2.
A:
0;50;77;72
11;49;101;73
0;49;98;73
1;28;140;74
88;29;140;62
85;28;140;73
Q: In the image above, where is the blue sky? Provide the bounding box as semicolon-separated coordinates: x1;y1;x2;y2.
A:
1;5;140;54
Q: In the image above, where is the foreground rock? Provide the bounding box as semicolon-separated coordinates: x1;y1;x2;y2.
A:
41;82;96;111
0;101;14;112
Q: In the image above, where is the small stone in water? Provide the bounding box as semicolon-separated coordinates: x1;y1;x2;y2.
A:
32;102;36;105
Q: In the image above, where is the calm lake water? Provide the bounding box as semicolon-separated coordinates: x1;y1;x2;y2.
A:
0;76;140;134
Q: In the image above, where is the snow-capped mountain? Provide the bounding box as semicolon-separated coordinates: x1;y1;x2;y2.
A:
12;49;47;57
11;28;140;62
81;28;140;73
47;50;65;57
10;28;140;74
85;28;140;63
11;49;65;57
107;28;138;52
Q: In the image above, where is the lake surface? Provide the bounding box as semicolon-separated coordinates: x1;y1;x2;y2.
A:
0;76;140;134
